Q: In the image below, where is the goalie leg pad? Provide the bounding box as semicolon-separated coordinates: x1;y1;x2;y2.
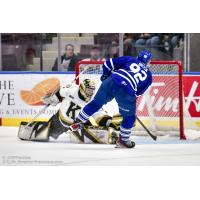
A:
70;128;109;144
18;111;70;141
18;121;51;141
48;111;69;139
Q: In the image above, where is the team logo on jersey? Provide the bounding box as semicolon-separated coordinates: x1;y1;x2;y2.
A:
121;81;127;86
66;101;81;120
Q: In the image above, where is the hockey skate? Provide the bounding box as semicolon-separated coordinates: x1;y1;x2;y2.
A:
115;137;135;148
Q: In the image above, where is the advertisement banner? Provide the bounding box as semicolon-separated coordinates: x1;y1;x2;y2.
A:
136;75;180;117
183;75;200;118
0;73;74;126
0;72;200;127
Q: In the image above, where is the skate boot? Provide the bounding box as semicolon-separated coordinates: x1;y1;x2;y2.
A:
116;137;135;148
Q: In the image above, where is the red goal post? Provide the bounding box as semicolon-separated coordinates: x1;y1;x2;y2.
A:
75;60;185;139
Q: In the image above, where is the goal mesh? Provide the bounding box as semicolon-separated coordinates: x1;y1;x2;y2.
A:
75;60;185;139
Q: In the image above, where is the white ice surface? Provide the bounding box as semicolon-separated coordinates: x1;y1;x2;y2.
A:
0;127;200;166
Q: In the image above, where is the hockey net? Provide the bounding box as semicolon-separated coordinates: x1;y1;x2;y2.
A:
75;60;185;139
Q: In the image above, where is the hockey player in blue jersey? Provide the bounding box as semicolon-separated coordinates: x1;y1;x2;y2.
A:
70;50;153;148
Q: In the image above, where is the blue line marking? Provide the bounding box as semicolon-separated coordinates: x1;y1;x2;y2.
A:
183;72;200;75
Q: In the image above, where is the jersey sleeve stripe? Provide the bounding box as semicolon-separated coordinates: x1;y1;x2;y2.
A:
79;113;88;120
110;58;114;70
113;71;137;92
77;114;88;123
103;61;111;71
81;110;90;118
79;112;89;121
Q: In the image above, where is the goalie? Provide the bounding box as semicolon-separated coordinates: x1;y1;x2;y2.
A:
18;79;120;144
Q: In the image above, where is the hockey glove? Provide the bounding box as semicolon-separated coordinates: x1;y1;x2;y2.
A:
43;93;60;106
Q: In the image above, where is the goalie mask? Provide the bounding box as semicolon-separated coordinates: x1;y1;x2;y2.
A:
79;79;95;102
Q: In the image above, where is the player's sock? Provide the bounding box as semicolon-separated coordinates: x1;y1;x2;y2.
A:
115;126;135;148
119;126;132;141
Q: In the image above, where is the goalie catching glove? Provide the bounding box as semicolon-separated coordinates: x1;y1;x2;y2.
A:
43;93;60;106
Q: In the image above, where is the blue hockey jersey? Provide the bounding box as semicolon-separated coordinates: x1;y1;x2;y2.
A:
102;56;152;96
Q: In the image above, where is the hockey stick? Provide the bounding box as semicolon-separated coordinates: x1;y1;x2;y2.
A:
87;114;157;141
78;118;157;142
136;116;157;141
110;113;157;141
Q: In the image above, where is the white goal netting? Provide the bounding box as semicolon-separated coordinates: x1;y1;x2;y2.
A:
75;60;199;139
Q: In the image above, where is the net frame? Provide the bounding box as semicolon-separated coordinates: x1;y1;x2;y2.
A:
75;60;185;139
